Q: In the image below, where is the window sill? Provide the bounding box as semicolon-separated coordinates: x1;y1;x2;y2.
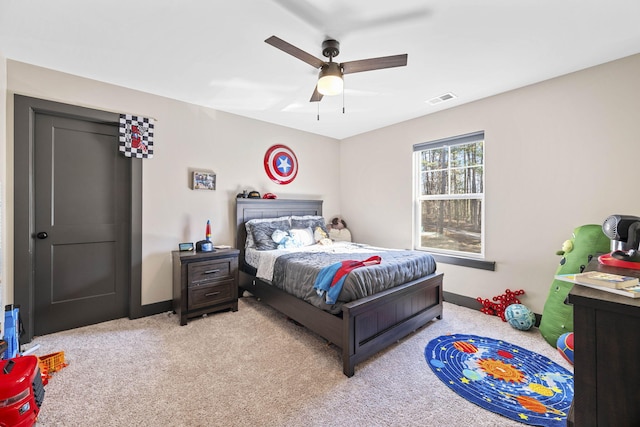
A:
430;253;495;271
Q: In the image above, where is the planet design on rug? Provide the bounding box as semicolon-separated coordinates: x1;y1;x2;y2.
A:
425;334;573;427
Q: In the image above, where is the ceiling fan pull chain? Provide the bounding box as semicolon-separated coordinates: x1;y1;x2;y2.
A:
317;102;320;121
342;80;345;114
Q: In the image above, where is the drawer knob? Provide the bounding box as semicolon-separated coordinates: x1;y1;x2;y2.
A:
205;291;221;297
204;269;221;274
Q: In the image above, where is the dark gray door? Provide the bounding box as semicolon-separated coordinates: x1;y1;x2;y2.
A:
33;113;130;335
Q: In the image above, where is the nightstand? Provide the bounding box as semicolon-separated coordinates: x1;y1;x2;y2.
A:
172;248;239;325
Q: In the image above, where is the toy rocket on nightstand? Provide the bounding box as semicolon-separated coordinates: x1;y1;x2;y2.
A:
196;220;214;252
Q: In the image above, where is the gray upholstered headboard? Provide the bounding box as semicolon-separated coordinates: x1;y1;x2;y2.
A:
235;198;323;270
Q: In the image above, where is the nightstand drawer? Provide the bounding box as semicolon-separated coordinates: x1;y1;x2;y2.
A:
188;258;233;285
188;280;234;310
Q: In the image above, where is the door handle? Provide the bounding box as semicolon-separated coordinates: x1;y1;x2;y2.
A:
36;232;48;239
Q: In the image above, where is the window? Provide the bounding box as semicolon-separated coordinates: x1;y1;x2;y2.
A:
413;131;485;258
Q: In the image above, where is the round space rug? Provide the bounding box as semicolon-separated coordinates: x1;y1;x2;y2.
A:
425;334;573;427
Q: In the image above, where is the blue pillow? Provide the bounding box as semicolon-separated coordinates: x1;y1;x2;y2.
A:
249;219;290;250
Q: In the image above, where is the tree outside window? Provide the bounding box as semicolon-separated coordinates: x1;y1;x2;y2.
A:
414;132;484;256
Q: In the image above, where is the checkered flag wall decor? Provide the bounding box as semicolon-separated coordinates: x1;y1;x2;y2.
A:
119;114;154;158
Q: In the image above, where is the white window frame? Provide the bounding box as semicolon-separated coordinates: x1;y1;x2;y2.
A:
413;131;485;259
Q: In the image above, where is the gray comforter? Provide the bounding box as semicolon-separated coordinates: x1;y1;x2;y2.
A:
271;247;437;314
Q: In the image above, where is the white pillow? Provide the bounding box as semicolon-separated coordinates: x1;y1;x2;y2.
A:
289;227;315;247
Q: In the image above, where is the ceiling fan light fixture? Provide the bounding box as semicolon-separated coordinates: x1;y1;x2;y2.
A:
317;62;343;96
265;36;407;103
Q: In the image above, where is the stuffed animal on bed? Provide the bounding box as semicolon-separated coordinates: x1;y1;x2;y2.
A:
314;227;333;245
328;217;352;242
272;229;303;249
538;224;611;347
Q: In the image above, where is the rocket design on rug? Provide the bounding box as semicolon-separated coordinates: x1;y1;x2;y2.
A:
425;334;573;427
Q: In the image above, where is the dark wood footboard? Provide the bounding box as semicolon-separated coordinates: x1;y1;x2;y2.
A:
341;272;443;377
240;271;443;377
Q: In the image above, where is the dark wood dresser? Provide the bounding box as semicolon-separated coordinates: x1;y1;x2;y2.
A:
172;248;239;325
567;259;640;427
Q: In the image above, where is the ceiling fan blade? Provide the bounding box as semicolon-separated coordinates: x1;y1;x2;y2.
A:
310;86;323;102
265;36;325;69
341;54;408;74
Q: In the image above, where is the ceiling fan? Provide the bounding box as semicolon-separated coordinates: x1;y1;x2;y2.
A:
265;35;408;102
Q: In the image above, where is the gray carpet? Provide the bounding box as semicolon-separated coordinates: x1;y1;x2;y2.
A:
31;297;572;426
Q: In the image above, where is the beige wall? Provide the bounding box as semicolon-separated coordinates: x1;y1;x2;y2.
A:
5;61;341;306
1;52;6;334
340;53;640;314
4;55;640;316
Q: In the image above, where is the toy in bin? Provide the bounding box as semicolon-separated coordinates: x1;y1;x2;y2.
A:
34;351;68;387
39;351;68;377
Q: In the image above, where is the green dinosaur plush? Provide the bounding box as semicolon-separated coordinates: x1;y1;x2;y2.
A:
539;224;611;347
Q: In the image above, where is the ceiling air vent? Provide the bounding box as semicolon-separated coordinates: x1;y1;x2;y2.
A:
427;92;457;105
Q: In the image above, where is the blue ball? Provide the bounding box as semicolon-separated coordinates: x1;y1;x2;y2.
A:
504;303;536;330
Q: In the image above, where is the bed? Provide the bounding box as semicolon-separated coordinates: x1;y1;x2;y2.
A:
235;198;443;377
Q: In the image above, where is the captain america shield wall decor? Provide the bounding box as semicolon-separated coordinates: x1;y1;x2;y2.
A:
264;144;298;185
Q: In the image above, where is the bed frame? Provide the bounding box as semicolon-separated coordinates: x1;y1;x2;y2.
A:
235;198;443;377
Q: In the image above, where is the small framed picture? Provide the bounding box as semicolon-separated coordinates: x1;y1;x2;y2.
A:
192;171;216;190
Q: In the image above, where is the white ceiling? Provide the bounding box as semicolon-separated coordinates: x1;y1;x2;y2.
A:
2;0;640;140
